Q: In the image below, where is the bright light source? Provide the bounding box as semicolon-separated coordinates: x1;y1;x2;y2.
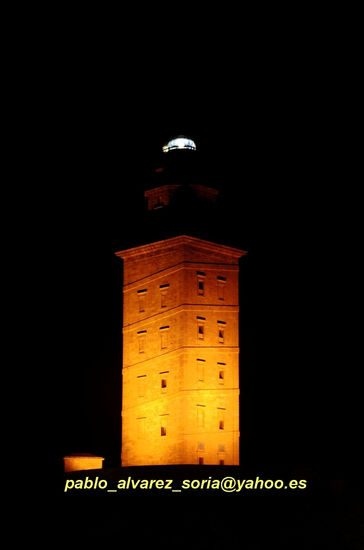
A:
163;136;196;153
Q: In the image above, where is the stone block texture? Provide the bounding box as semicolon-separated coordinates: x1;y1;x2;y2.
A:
115;235;246;466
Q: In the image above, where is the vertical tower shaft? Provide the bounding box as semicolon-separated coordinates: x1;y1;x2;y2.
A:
116;235;246;466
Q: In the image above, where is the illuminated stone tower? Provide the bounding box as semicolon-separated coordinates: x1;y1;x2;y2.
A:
115;136;246;466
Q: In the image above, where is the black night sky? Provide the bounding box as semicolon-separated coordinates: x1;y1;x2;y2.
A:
48;99;345;474
32;35;361;547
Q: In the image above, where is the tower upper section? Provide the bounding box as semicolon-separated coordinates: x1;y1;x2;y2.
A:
138;134;222;242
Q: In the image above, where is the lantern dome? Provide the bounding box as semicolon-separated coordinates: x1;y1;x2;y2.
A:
162;135;197;153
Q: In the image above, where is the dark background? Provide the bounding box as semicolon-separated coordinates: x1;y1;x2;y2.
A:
47;95;347;477
27;32;361;546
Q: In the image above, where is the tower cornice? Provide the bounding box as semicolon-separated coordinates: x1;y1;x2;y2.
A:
115;235;247;261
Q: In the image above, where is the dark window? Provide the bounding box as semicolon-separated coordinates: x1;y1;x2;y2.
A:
137;375;146;397
197;317;206;339
217;276;226;300
218;322;226;343
198;457;204;465
197;272;206;296
160;326;169;349
197;405;205;427
137;289;147;312
160;284;169;308
161;426;167;436
197;359;205;382
137;330;147;353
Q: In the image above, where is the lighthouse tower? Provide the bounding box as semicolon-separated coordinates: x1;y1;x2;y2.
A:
115;136;246;466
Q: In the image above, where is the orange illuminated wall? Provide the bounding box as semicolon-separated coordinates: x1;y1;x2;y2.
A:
63;454;104;472
115;235;246;466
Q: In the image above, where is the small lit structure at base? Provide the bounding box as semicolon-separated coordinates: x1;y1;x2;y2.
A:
63;453;104;472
